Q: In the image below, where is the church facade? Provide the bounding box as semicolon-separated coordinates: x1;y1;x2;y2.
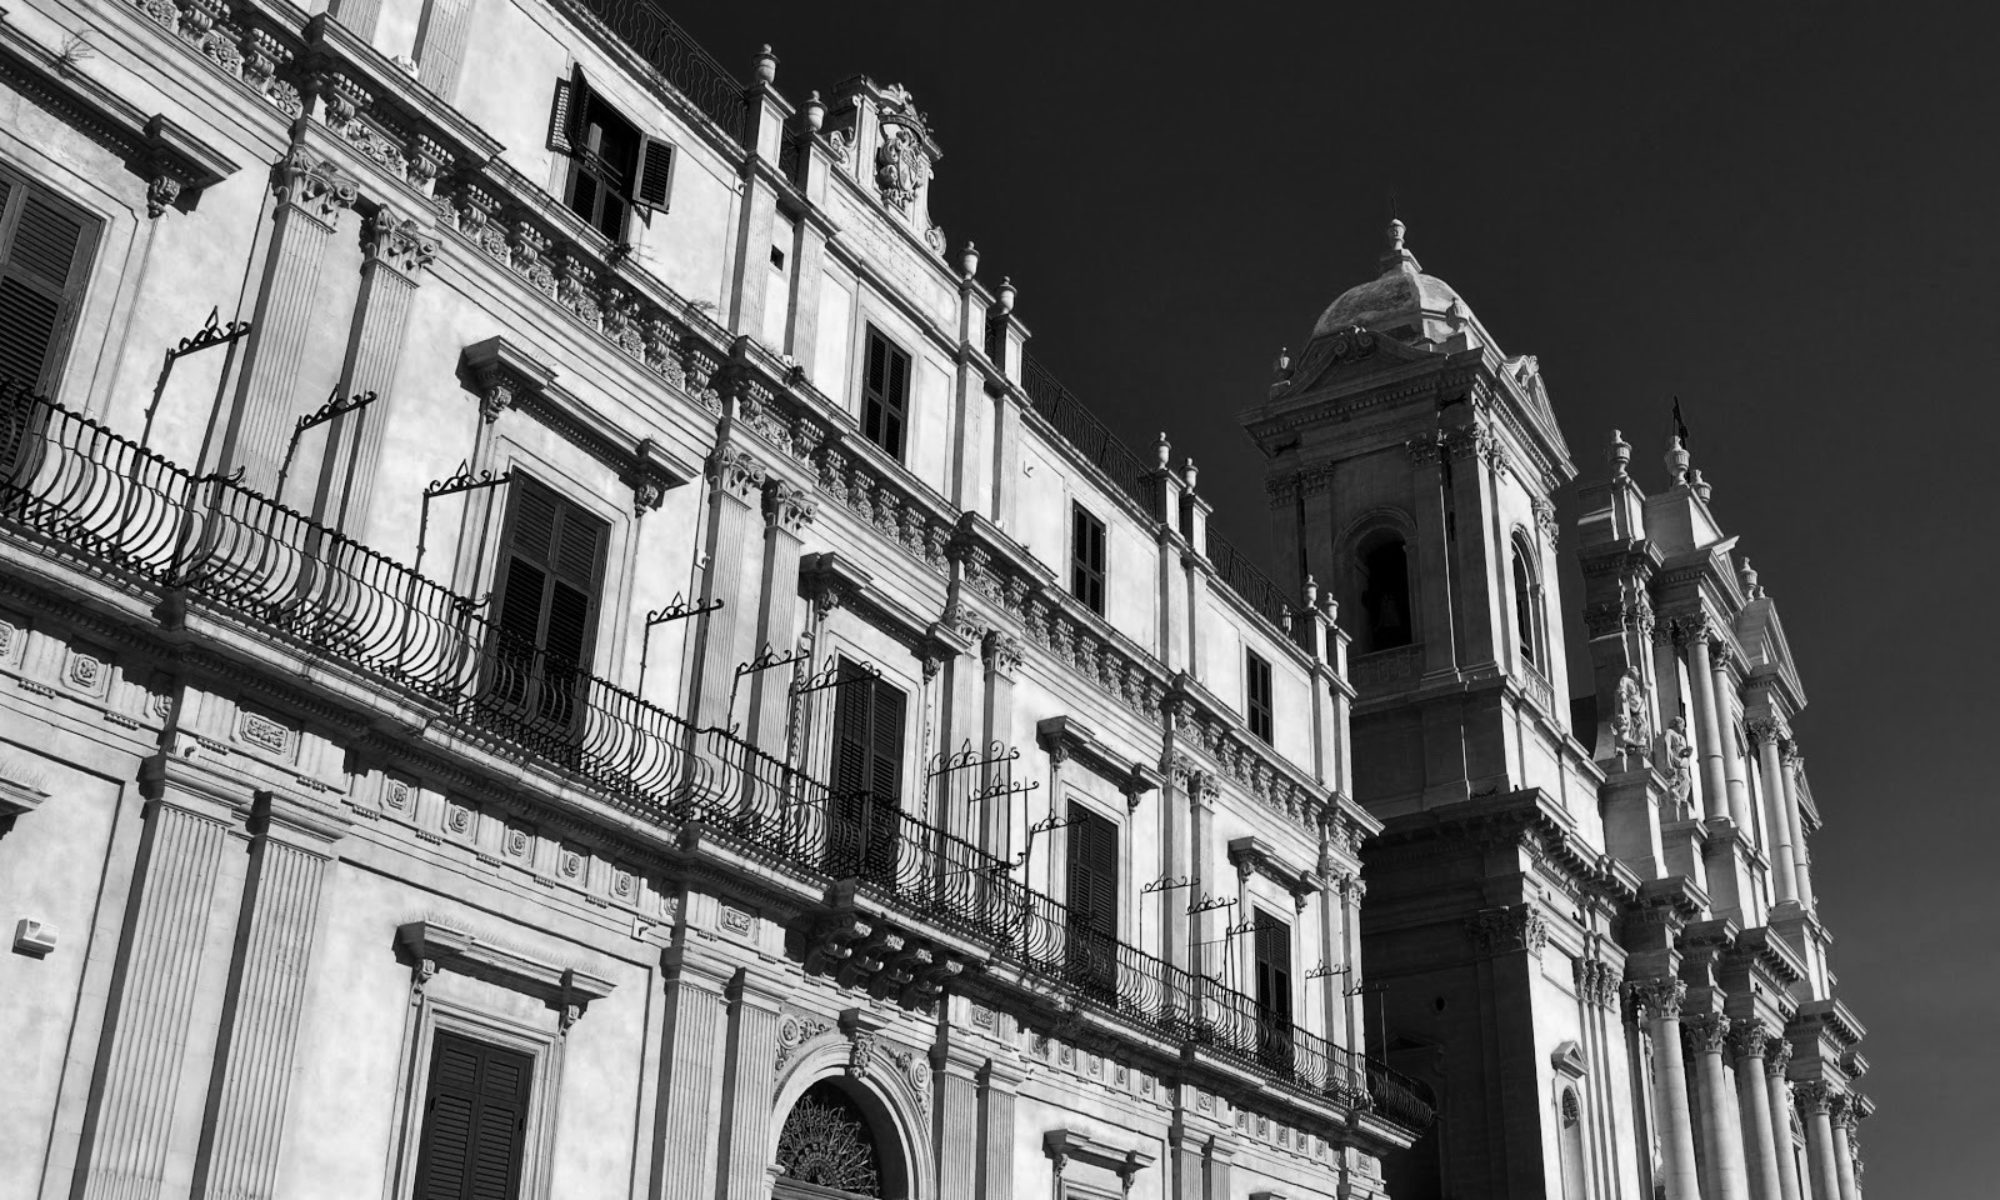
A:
0;1;1432;1199
1243;226;1872;1200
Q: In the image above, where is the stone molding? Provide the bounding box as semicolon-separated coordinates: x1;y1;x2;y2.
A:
1226;836;1319;912
1043;1128;1158;1188
1464;904;1548;958
396;919;614;1032
1037;715;1162;808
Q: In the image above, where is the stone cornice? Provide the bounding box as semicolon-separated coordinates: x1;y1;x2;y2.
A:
397;918;615;1026
1036;715;1161;806
1227;835;1320;910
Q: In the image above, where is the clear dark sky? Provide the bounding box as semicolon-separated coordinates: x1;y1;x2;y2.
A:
678;3;1993;1192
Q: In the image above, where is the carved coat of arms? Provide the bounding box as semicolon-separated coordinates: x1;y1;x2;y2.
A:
875;124;929;211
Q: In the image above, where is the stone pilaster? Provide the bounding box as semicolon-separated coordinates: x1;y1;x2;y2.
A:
1168;1118;1204;1200
1682;624;1730;821
1763;1041;1804;1200
1681;1015;1749;1200
191;791;347;1199
76;763;236;1200
223;150;357;497
976;1057;1023;1200
745;479;815;755
314;204;436;534
1205;1137;1235;1200
1750;721;1797;903
715;971;784;1200
978;630;1020;863
413;0;475;98
932;1042;981;1199
689;445;767;729
1627;978;1701;1200
325;0;385;39
650;947;731;1200
1728;1022;1786;1200
1794;1082;1843;1200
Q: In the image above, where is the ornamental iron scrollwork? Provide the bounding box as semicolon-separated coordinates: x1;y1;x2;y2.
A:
775;1083;883;1195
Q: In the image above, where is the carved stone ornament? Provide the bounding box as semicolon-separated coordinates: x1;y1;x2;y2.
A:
719;904;755;936
1681;1013;1731;1055
1726;1019;1770;1063
1465;905;1548;956
873;95;933;211
709;445;765;503
1623;976;1687;1021
762;478;818;534
774;1011;834;1075
363;206;438;276
1793;1079;1835;1116
270;148;358;222
1611;667;1651;754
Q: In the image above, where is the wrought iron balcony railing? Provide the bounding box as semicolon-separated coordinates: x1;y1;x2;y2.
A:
0;385;1432;1134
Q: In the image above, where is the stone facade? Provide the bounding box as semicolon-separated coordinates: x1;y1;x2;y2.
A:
1240;224;1873;1199
0;3;1425;1200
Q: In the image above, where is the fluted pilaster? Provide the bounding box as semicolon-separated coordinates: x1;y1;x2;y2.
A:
745;479;815;755
690;445;765;729
933;1047;980;1199
651;951;730;1200
716;973;783;1200
977;1059;1020;1200
78;792;232;1200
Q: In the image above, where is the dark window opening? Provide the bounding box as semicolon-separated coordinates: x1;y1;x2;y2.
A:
1071;504;1106;615
1064;801;1119;1003
769;244;786;269
1254;909;1295;1072
486;479;608;734
1359;535;1412;652
0;168;98;394
829;662;906;886
411;1031;533;1200
1246;649;1274;744
1513;539;1543;670
550;70;673;241
776;1081;884;1196
861;326;910;460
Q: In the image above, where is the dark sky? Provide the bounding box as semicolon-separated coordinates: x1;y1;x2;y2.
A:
677;3;1994;1192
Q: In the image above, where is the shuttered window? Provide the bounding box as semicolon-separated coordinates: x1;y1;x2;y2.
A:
411;1031;533;1200
1246;649;1274;744
829;662;905;884
860;326;909;460
487;479;607;729
1065;802;1119;1000
548;69;673;240
1071;504;1106;615
0;169;98;395
1254;908;1296;1071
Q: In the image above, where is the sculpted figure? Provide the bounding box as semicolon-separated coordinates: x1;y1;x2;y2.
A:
1611;667;1651;753
1660;717;1694;812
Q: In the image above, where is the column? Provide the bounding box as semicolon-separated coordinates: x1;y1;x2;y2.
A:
1762;1041;1803;1200
1794;1083;1843;1200
314;205;435;534
933;1042;981;1199
192;792;347;1199
1341;875;1368;1056
745;480;815;756
1711;655;1751;829
1728;1022;1786;1200
1205;1137;1235;1200
714;971;783;1200
221;150;356;495
1682;623;1730;821
413;0;475;98
1751;723;1797;903
1829;1099;1860;1200
1781;749;1814;909
976;1058;1023;1200
77;766;235;1199
650;948;731;1200
1686;1015;1751;1200
1160;759;1193;975
1627;978;1701;1200
689;446;766;729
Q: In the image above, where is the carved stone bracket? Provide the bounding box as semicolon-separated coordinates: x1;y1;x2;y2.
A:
1226;835;1320;913
838;1006;887;1079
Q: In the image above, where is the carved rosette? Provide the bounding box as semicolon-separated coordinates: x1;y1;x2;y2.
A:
1622;976;1687;1021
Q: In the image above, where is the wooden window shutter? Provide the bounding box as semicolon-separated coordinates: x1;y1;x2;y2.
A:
632;137;675;213
0;175;96;394
547;65;590;155
1254;911;1293;1020
1067;804;1118;938
831;661;871;798
869;679;905;806
493;479;607;668
412;1031;533;1200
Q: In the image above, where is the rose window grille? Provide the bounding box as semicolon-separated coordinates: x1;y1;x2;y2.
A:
776;1083;883;1196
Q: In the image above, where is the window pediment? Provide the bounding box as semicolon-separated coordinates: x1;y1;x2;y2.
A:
397;919;614;1029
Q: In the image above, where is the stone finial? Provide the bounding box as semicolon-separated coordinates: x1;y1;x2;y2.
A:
1183;458;1199;492
959;240;978;278
1274;345;1290;375
995;276;1015;315
753;44;777;84
1154;432;1171;470
1609;428;1632;477
1665;435;1690;486
1689;467;1712;503
1302;574;1319;611
1739;557;1763;599
1388;218;1406;252
1380;217;1422;273
803;90;825;132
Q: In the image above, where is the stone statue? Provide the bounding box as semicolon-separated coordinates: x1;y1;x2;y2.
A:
1659;717;1694;813
1611;667;1651;754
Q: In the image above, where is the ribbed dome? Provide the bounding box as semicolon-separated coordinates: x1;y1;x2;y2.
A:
1310;220;1477;343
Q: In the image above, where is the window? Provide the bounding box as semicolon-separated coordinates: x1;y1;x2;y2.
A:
1253;909;1294;1070
1071;504;1106;615
1512;534;1545;671
776;1081;885;1197
1064;802;1119;1002
489;479;609;726
829;662;906;884
1358;532;1412;652
548;68;673;241
0;167;97;394
1557;1087;1587;1200
1246;649;1274;744
411;1031;533;1200
860;326;910;460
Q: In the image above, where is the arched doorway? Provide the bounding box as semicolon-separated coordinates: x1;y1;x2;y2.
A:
773;1078;908;1200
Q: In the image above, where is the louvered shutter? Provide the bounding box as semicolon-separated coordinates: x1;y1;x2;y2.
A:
632;138;674;213
864;679;905;882
0;178;95;394
547;66;590;155
1254;913;1292;1021
413;1032;533;1200
828;662;872;875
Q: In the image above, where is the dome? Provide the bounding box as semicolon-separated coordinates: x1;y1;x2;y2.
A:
1310;220;1480;346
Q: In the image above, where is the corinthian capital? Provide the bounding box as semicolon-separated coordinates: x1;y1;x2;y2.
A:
270;149;358;223
362;206;438;277
1763;1037;1795;1077
1622;976;1687;1021
1793;1079;1836;1116
1681;1013;1731;1055
1725;1019;1771;1063
708;445;765;503
761;478;817;534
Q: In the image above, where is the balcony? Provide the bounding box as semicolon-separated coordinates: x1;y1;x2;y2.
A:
0;385;1432;1137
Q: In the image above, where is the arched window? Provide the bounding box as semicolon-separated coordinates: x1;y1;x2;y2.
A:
776;1081;885;1198
1358;532;1413;652
1558;1086;1587;1200
1512;533;1545;670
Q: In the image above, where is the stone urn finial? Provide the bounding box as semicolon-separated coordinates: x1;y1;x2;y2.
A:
1155;432;1171;470
1665;435;1690;486
802;90;825;132
1739;557;1762;599
1274;345;1291;375
1689;468;1712;503
1303;574;1319;611
1184;457;1199;492
1388;218;1406;252
1609;428;1631;477
960;240;979;279
995;276;1015;315
753;44;778;84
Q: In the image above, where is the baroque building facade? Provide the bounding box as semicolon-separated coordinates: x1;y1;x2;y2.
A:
1242;226;1872;1200
0;2;1434;1199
